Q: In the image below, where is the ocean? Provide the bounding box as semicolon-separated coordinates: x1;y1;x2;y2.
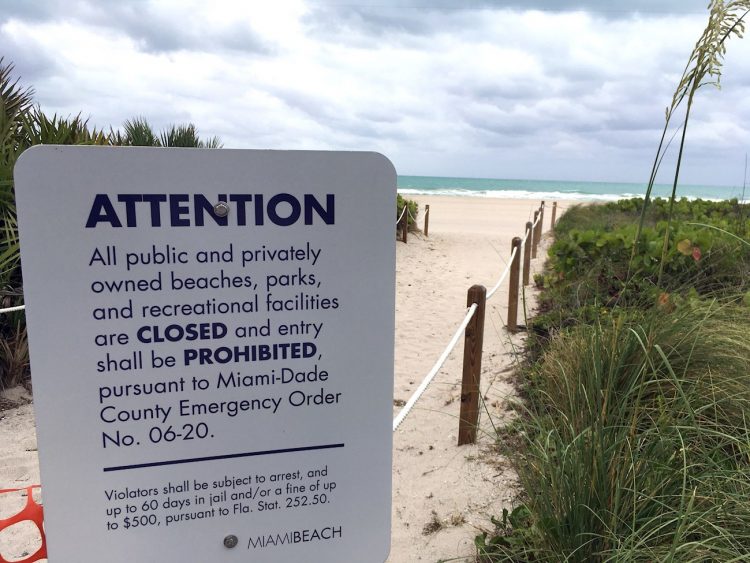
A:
397;176;746;203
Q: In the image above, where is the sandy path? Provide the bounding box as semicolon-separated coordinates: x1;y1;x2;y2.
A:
388;197;562;562
0;196;573;563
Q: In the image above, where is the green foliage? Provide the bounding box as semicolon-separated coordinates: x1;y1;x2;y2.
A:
488;304;750;561
118;116;158;146
23;108;109;146
111;117;223;148
0;59;223;388
475;506;539;561
159;123;222;148
485;3;750;559
0;58;34;291
536;198;750;334
487;196;750;560
397;194;419;230
0;57;33;121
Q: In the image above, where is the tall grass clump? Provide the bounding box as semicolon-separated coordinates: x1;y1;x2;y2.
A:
479;304;750;561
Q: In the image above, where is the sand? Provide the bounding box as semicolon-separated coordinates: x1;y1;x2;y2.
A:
388;197;574;561
0;196;574;562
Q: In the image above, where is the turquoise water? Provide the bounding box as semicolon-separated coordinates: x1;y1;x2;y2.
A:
398;176;746;202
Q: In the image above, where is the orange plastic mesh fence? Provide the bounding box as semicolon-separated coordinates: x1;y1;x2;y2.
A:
0;486;46;563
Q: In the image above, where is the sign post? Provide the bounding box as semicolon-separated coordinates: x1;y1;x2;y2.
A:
15;146;395;562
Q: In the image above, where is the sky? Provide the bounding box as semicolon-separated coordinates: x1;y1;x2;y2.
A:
1;0;749;186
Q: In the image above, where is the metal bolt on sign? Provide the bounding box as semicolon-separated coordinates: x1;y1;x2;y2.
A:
214;201;230;217
223;535;239;548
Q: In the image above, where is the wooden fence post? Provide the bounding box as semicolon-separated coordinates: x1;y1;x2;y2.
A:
539;201;545;235
424;204;430;237
523;221;532;286
535;207;542;248
531;210;539;259
458;284;486;446
401;208;408;243
507;237;522;333
551;201;557;228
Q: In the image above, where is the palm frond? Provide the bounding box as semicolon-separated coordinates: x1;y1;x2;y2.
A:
159;123;201;147
0;57;34;121
122;116;158;146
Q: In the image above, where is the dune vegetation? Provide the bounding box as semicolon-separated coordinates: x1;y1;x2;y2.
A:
478;198;750;562
478;1;750;560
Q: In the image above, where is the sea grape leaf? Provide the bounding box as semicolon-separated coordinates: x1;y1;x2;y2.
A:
677;239;693;255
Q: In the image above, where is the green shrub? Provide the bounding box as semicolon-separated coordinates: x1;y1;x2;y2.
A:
490;199;750;560
396;194;419;231
534;198;750;337
483;303;750;561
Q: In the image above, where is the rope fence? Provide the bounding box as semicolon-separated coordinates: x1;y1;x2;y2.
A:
485;246;516;301
393;200;559;443
392;303;478;431
397;203;430;241
396;205;407;227
0;305;25;314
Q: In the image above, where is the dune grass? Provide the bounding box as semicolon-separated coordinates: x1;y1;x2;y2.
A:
480;285;750;560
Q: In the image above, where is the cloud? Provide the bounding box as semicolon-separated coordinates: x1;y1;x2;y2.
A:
0;0;272;55
0;0;747;185
87;3;273;55
470;0;709;16
303;0;711;41
0;30;60;86
0;0;61;22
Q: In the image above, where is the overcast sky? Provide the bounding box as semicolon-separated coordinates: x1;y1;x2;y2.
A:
1;0;749;186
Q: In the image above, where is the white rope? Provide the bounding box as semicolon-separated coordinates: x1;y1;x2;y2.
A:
485;205;540;302
392;201;550;430
396;205;407;225
0;305;25;314
486;246;517;301
532;210;542;228
519;226;531;251
407;208;417;222
393;303;478;432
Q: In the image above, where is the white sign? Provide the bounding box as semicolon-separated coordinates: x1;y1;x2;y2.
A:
15;146;395;562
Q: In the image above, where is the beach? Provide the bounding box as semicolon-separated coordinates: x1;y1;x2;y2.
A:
0;195;573;562
389;196;573;561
